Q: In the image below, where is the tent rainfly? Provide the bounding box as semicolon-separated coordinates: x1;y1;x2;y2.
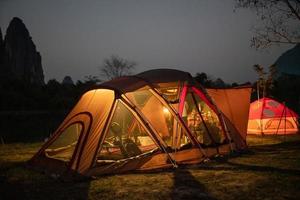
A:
247;97;299;135
29;69;251;177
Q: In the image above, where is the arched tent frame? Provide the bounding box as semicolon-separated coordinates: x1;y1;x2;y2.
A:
29;69;247;177
178;85;233;151
247;97;299;135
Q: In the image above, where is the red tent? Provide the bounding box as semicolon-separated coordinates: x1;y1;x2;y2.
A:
248;97;299;135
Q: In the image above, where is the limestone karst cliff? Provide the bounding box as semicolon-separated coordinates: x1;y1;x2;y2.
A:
1;17;44;85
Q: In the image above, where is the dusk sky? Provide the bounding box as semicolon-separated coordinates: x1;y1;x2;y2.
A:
0;0;294;83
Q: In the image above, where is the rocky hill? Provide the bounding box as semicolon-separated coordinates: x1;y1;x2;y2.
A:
0;17;44;85
275;44;300;76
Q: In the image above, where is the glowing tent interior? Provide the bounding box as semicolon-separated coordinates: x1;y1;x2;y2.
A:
29;69;251;177
247;97;299;135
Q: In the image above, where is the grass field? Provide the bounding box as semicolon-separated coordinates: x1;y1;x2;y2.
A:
1;135;300;200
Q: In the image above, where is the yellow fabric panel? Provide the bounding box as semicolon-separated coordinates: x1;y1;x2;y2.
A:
207;88;252;140
141;95;169;137
247;118;298;135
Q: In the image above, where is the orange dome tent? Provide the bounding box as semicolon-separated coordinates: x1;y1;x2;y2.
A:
29;69;250;177
247;97;299;135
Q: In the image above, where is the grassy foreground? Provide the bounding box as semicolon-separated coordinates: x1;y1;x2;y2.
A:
1;135;300;200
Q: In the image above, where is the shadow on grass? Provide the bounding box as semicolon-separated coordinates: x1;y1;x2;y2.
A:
196;140;300;176
0;160;92;200
171;168;217;200
228;161;300;175
197;161;300;176
251;140;300;150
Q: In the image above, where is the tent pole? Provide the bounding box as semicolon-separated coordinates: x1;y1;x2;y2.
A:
284;102;286;141
191;93;218;153
149;88;208;158
121;95;178;168
188;86;234;151
257;84;262;136
217;92;234;151
192;87;234;151
275;101;285;136
257;81;260;102
260;98;265;136
90;98;118;168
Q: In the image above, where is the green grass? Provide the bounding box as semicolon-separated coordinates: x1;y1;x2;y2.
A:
1;135;300;200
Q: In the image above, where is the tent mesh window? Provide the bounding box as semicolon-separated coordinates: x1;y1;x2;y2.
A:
193;92;225;144
265;119;294;130
156;82;181;102
186;92;226;145
45;123;82;162
126;89;175;147
97;101;158;161
248;120;260;129
183;92;213;146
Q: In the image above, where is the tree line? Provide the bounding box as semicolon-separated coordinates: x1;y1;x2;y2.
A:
0;55;242;112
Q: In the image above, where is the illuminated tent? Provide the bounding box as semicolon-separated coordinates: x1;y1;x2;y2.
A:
247;97;299;135
30;69;249;177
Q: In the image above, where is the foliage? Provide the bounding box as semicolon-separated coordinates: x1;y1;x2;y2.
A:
271;73;300;113
194;72;211;86
0;77;101;143
0;76;100;111
194;72;249;88
235;0;300;49
194;72;229;88
253;64;277;98
99;55;136;80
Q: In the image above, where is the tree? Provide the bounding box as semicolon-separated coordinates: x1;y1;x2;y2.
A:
194;72;213;87
235;0;300;49
99;55;136;80
83;75;101;85
62;76;74;85
253;64;277;98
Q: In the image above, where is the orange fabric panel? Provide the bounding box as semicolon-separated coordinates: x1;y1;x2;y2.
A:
207;88;252;140
76;89;115;174
171;148;204;164
31;90;98;163
141;95;169;137
138;153;171;170
222;115;247;149
42;89;115;174
86;152;172;176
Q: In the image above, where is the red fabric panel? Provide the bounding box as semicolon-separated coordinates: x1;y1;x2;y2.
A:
249;97;299;120
179;85;188;116
191;87;217;113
